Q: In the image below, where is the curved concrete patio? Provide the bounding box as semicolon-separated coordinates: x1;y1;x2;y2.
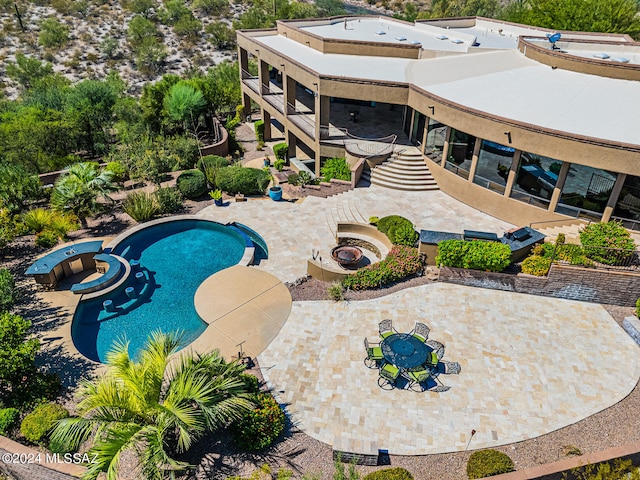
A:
191;266;292;360
257;283;640;455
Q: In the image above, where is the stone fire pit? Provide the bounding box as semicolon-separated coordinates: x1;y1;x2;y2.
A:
331;245;364;267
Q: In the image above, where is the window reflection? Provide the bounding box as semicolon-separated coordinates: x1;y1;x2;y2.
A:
472;140;515;194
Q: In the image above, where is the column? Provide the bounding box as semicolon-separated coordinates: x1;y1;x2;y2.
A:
440;126;452;168
503;150;521;197
259;60;269;95
315;94;330;140
548;161;570;212
467;139;482;181
283;74;296;115
602;173;627;222
238;47;249;78
420;119;429;156
262;110;272;141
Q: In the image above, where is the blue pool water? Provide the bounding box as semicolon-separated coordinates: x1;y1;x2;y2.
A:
72;220;247;363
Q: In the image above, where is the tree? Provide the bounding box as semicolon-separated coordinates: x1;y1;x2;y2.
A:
50;162;117;228
38;17;70;48
127;15;159;47
0;313;40;401
0;162;42;214
51;332;254;480
502;0;640;37
5;53;53;90
140;74;181;132
205;60;242;116
164;82;206;131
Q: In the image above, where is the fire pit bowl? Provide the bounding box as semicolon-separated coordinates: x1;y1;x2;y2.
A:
331;245;364;267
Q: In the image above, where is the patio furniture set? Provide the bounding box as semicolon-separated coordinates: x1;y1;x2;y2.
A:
365;319;461;392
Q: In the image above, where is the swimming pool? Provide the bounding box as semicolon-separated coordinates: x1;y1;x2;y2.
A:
72;218;255;363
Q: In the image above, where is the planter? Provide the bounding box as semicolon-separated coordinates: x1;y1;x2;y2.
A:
263;158;270;167
214;198;223;206
268;186;282;201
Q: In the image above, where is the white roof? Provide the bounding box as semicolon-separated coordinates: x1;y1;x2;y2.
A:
254;32;640;146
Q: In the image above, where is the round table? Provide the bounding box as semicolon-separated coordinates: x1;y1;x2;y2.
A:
380;333;430;369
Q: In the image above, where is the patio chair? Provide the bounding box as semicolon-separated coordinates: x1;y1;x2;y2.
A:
411;322;430;343
404;367;431;392
426;340;445;360
377;362;400;389
364;337;384;369
426;351;439;368
442;361;461;375
379;319;395;339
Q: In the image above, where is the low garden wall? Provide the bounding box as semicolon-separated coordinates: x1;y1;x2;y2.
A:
438;264;640;306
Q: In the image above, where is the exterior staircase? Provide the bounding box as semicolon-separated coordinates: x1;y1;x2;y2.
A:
360;148;439;191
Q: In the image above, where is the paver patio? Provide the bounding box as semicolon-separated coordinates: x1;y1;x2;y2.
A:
257;283;640;455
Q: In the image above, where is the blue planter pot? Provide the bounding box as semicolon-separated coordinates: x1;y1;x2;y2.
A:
214;198;223;206
269;186;282;201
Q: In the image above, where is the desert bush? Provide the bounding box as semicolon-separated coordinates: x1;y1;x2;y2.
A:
23;208;53;234
176;169;207;199
274;159;285;172
342;246;424;290
369;216;379;225
273;143;288;162
0;269;16;313
0;408;19;435
38;18;69;48
363;467;414;480
20;403;69;445
240;373;260;394
198;155;230;179
254;120;265;142
35;230;59;248
320;157;351;181
154;187;182;214
23;209;78;241
122;191;159;222
466;449;514;479
436;240;511;272
376;215;417;245
569;458;640;480
520;255;551;276
327;282;344;301
216;165;271;195
579;221;636;265
104;161;128;183
232;393;285;451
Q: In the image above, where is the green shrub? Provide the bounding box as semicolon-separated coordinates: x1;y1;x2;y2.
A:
226;104;244;131
176;169;207;199
636;298;640;318
23;209;78;239
369;216;379;225
273;143;288;162
327;282;344;301
199;155;231;188
342;246;424;290
0;408;19;435
35;230;59;248
287;173;299;185
274;159;285;172
363;467;414;480
154;187;183;214
23;208;54;234
12;372;61;411
555;232;566;245
377;215;416;245
436;240;511;272
240;373;260;394
20;403;69;445
38;17;69;48
232;393;285;451
579;221;636;265
555;243;592;266
297;171;313;186
0;269;17;312
320;157;351;181
254;120;265;142
520;255;551;276
104;162;128;183
216;166;271;195
122;191;159;222
466;449;514;479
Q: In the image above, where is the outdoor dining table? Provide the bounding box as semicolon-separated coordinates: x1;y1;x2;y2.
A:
380;333;430;370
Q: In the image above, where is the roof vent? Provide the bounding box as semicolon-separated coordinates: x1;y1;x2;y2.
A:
409;40;421;45
451;38;463;44
436;34;448;40
375;30;386;35
611;57;630;63
395;36;407;41
593;52;609;59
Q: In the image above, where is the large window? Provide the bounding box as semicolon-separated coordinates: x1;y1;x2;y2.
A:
472;140;515;194
510;152;561;209
613;174;640;230
444;129;476;180
424;119;447;161
556;164;616;220
410;112;426;146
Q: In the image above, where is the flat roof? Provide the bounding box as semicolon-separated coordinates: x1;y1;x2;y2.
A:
253;33;640;146
523;37;640;66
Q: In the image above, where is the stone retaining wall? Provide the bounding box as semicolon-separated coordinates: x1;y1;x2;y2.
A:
438;264;640;306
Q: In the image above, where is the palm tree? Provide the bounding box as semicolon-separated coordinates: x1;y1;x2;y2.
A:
50;162;117;228
50;332;255;480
